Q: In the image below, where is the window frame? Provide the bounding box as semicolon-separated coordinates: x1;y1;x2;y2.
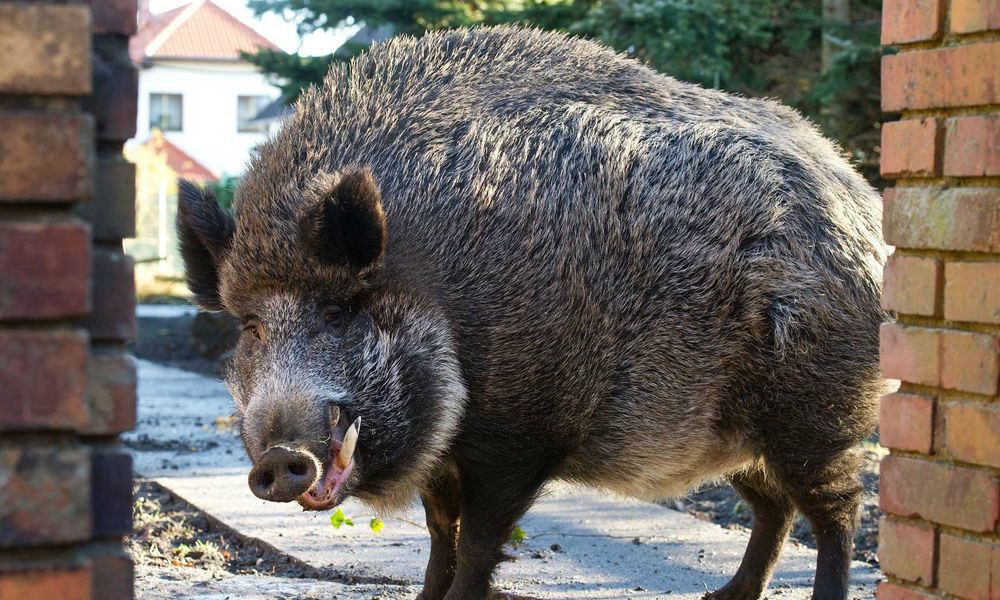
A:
237;95;271;134
149;93;183;132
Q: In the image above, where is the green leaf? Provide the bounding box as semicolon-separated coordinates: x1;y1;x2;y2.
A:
330;507;346;529
510;526;526;546
370;517;385;532
344;517;354;527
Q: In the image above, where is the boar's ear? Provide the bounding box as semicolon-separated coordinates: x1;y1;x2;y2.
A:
301;167;386;271
176;180;235;311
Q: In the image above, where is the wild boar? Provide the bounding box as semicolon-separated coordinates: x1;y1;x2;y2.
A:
177;26;886;600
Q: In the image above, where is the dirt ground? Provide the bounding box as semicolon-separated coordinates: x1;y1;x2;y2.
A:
129;309;882;595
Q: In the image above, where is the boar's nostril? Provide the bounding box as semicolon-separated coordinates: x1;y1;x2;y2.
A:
248;446;318;502
287;460;309;477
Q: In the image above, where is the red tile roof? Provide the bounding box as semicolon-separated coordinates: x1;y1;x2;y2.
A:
130;0;279;64
144;130;218;183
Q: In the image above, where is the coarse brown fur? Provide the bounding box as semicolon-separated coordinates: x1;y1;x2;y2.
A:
177;27;887;600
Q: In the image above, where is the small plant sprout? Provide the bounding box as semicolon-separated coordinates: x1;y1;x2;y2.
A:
330;507;354;529
370;517;385;532
509;526;527;546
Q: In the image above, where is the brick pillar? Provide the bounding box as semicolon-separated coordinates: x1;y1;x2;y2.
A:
0;2;138;600
879;2;1000;599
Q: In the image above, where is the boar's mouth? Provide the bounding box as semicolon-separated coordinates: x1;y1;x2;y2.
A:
298;405;360;511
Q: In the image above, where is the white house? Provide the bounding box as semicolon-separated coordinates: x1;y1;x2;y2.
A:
130;0;282;178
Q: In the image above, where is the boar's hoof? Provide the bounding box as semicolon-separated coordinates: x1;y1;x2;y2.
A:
248;446;318;502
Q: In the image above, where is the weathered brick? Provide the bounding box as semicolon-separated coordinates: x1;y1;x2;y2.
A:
0;4;91;95
0;444;92;547
945;402;1000;468
881;119;940;178
85;37;138;142
84;352;137;435
940;330;999;396
87;0;138;36
0;564;91;600
938;533;993;599
878;517;935;584
883;187;1000;252
84;250;136;342
875;582;939;600
882;42;1000;111
0;221;91;320
943;116;1000;177
882;255;941;316
0;113;94;202
86;550;133;600
90;450;133;538
945;262;1000;324
0;329;89;432
880;324;941;387
951;0;1000;34
881;455;999;532
80;157;137;242
880;392;934;453
882;0;943;44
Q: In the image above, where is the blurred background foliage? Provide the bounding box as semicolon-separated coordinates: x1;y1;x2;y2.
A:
244;0;884;185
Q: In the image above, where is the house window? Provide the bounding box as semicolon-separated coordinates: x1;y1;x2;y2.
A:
238;95;270;133
149;93;183;132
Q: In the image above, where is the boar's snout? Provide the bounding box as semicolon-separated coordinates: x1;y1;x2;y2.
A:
248;446;319;502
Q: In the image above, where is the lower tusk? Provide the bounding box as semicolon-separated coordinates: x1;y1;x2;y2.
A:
336;417;360;469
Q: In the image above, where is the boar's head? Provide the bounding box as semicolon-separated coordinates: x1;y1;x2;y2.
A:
176;167;466;513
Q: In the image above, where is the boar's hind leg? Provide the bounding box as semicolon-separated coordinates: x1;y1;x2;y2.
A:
772;449;863;600
443;466;547;600
705;468;795;600
418;466;462;600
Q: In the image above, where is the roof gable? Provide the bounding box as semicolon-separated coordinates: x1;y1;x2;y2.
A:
130;0;279;64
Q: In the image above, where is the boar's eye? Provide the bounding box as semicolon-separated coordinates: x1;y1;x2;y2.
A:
242;318;264;342
323;306;348;331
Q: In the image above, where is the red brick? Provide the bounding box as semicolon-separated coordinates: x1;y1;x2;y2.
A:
0;221;91;320
86;551;133;600
0;329;89;432
876;582;939;600
880;324;941;386
883;187;1000;252
880;392;935;453
0;444;92;547
0;565;91;600
882;255;941;316
878;517;935;584
945;402;1000;468
84;351;137;435
882;0;943;44
0;4;91;95
882;42;1000;111
945;262;1000;324
87;0;138;36
951;0;1000;34
993;547;1000;600
881;119;940;178
85;37;139;142
0;113;94;202
938;533;993;599
84;250;136;341
943;116;1000;177
940;330;999;395
881;455;999;532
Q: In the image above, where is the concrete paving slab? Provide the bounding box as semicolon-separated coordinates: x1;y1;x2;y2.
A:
128;359;881;599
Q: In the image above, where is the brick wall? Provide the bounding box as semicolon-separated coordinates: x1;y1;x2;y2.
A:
0;2;138;599
879;1;1000;599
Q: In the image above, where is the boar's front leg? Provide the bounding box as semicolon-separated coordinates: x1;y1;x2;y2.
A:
418;464;462;600
442;463;547;600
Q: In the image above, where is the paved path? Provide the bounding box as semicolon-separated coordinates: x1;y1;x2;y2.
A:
127;359;880;599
